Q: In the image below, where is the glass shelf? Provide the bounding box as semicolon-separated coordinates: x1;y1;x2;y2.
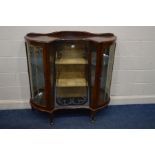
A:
56;87;87;97
56;78;88;87
55;58;88;64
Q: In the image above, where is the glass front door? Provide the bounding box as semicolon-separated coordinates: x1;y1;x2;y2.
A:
54;41;89;106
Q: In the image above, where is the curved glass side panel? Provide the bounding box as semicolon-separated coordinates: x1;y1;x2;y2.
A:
100;43;116;101
27;44;45;106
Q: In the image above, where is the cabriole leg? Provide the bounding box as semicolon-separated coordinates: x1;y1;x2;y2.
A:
90;111;96;123
31;105;35;111
49;113;54;126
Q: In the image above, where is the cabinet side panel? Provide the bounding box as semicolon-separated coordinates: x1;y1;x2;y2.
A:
26;43;46;107
99;43;116;105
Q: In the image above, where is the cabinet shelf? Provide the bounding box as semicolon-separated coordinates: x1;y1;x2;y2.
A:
56;87;87;97
55;58;88;65
56;78;88;87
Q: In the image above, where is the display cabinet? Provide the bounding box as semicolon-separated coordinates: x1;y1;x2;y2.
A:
25;31;116;124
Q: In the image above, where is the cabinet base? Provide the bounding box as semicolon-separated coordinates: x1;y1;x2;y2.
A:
30;98;110;125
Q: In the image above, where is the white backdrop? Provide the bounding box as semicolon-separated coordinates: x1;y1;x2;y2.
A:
0;26;155;109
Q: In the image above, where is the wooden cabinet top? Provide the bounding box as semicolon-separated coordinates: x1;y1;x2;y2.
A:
25;31;116;43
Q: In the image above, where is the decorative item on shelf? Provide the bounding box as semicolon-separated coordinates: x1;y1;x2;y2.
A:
56;96;88;106
25;31;116;124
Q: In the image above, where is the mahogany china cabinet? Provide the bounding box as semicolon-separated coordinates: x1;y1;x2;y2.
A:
25;31;116;124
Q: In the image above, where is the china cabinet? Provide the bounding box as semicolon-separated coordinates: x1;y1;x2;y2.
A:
25;31;116;124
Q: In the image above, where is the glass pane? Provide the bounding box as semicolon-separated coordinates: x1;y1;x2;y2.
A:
54;41;89;106
27;44;46;106
100;43;116;101
91;46;96;88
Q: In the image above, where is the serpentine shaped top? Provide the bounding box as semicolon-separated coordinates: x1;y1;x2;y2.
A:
25;31;116;43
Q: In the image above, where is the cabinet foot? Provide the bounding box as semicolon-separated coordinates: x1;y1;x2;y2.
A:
90;111;96;123
49;113;54;126
31;106;35;111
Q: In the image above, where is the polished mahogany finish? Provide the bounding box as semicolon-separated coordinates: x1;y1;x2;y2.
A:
25;31;116;122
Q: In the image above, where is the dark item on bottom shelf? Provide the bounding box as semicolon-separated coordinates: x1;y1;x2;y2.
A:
56;96;88;106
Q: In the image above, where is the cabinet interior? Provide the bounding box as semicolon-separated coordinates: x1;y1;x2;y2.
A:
55;42;89;106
